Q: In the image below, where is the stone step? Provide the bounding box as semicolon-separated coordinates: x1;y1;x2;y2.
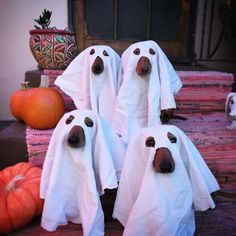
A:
170;112;236;190
175;88;229;112
175;71;235;113
176;71;234;87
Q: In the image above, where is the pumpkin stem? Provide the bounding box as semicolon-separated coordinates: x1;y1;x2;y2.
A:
21;81;30;90
39;75;49;88
6;174;25;191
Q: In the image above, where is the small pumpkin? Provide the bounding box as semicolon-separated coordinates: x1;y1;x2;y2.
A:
10;76;65;129
23;86;65;130
0;162;44;234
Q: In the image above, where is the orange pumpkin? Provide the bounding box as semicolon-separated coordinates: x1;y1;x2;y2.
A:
23;87;65;129
10;77;65;129
0;162;44;234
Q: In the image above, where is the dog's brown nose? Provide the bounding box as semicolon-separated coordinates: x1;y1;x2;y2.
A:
136;56;152;76
67;125;85;148
92;56;104;74
153;147;175;173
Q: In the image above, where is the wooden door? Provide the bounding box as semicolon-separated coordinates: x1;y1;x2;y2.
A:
74;0;196;61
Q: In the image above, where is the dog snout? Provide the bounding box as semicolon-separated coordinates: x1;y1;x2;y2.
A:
153;147;175;173
67;125;85;148
159;161;173;173
92;56;104;74
136;56;152;76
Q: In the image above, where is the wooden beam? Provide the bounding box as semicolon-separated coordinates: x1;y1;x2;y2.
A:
76;0;85;52
113;0;119;40
147;0;152;39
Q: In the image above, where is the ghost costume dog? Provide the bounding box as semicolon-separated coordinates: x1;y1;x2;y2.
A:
40;110;126;236
113;125;219;236
55;45;121;123
112;40;182;144
225;92;236;129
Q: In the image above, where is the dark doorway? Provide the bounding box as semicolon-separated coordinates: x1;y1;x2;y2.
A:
69;0;197;62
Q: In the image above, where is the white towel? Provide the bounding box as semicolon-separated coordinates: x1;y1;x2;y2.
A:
55;45;121;123
113;125;219;236
40;109;126;236
112;40;182;144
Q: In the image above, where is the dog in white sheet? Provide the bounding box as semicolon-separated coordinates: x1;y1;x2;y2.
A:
225;92;236;129
55;45;121;123
112;40;182;144
113;125;219;236
40;109;125;236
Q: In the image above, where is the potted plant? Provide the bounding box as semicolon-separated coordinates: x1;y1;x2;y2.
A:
29;9;78;70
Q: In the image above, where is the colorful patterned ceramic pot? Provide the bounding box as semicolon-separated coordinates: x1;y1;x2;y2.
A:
29;29;78;69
